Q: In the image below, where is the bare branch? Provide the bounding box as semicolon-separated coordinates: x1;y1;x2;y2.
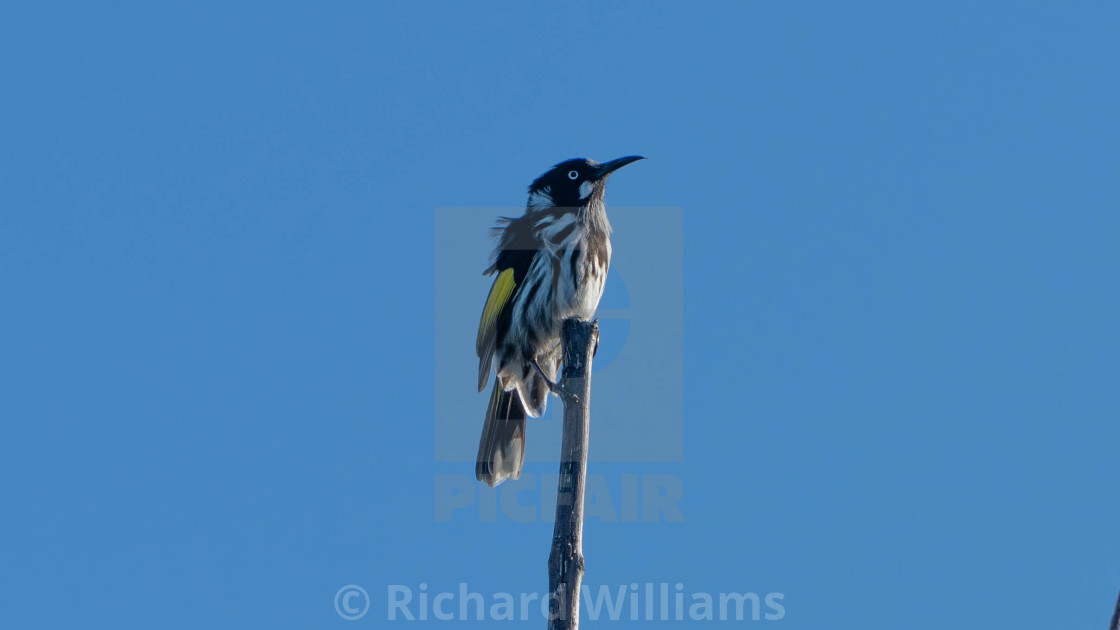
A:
546;318;598;630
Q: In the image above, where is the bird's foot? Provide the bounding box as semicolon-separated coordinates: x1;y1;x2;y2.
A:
531;359;582;405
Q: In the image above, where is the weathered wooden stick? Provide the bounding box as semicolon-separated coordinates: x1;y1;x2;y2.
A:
546;318;599;630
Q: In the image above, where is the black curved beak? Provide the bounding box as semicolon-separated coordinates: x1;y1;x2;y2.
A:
594;155;645;180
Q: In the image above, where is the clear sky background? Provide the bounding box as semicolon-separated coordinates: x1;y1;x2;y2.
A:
2;2;1118;628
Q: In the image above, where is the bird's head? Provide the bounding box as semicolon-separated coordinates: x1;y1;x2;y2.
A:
527;156;644;210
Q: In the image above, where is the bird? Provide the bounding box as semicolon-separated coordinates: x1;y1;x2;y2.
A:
475;155;644;487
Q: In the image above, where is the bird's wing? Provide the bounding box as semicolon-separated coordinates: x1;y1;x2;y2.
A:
476;267;516;391
476;217;538;392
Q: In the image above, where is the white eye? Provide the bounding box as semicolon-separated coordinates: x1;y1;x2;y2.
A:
567;170;579;180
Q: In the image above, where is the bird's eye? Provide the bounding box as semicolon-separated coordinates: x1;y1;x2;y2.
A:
567;170;579;180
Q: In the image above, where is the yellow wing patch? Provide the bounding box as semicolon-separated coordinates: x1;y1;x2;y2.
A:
476;268;516;355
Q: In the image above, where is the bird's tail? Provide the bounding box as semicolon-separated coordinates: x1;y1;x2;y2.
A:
476;381;526;487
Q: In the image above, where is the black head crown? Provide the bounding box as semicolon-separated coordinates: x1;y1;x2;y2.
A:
527;156;644;209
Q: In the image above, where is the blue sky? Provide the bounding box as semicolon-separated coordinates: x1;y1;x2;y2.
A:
2;2;1118;628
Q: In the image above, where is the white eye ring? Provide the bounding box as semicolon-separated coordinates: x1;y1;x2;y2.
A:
567;170;579;180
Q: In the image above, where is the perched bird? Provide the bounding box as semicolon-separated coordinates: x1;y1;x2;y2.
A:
475;156;644;487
